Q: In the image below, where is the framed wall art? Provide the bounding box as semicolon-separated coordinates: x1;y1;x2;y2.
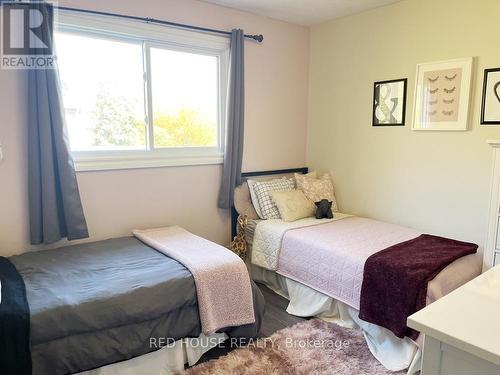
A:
481;68;500;125
412;57;473;131
372;78;407;126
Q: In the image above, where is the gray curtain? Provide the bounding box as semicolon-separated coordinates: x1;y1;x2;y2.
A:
218;29;245;209
28;3;89;244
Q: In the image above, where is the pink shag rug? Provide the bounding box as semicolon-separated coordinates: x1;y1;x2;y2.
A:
183;319;406;375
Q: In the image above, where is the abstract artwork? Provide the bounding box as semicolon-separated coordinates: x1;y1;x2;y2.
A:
481;68;500;125
412;57;472;131
372;78;407;126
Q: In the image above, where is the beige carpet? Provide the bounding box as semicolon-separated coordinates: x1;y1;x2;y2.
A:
183;319;406;374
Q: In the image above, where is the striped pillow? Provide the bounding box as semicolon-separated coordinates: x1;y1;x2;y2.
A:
252;178;295;219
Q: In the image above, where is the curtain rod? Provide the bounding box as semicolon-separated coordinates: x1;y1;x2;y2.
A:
55;6;264;43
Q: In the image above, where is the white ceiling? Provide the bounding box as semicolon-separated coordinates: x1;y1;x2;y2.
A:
200;0;403;26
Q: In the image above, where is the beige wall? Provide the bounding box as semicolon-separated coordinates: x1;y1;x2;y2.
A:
307;0;500;248
0;0;309;255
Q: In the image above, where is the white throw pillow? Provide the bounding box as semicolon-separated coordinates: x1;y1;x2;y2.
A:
247;180;264;219
251;178;295;219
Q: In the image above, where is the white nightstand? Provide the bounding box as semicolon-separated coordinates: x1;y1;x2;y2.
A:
408;266;500;375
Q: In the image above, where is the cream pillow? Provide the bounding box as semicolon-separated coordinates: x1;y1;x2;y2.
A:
270;190;315;222
251;178;295;219
295;172;339;212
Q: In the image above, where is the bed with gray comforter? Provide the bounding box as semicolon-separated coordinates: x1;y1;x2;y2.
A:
9;237;264;375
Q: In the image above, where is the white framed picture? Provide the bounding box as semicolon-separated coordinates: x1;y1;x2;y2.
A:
412;57;473;131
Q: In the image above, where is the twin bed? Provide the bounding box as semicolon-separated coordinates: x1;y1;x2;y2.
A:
2;234;264;375
233;168;482;374
0;167;481;375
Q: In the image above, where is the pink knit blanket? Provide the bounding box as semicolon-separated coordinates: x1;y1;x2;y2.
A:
133;226;255;335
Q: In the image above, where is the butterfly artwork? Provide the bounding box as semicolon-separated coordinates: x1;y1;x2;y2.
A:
413;58;472;131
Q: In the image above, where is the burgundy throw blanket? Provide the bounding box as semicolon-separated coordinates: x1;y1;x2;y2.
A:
359;234;477;339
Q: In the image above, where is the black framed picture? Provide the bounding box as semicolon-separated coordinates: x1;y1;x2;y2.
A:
481;68;500;125
372;78;407;126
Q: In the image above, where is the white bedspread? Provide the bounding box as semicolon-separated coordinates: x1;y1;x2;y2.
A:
251;214;420;309
251;214;351;270
278;217;420;309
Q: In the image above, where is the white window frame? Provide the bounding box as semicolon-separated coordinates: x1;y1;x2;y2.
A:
56;11;229;172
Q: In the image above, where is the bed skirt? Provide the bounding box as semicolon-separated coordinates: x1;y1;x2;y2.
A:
77;332;227;375
250;265;421;374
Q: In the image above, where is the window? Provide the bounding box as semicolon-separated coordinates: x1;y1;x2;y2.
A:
57;34;146;151
55;12;229;171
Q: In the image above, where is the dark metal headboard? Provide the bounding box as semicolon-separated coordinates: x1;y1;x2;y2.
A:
231;167;309;238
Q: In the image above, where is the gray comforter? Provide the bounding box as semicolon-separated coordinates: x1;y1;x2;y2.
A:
10;237;264;375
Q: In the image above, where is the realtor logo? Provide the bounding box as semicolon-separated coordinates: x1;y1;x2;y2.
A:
1;1;55;69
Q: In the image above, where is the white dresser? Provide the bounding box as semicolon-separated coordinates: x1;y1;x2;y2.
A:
408;265;500;375
485;140;500;269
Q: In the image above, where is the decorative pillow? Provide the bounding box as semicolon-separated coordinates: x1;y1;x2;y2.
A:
294;172;313;190
295;172;339;212
299;170;317;180
247;180;264;219
252;178;295;219
270;190;315;222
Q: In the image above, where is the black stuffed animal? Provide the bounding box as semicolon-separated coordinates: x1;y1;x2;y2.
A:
315;199;334;219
